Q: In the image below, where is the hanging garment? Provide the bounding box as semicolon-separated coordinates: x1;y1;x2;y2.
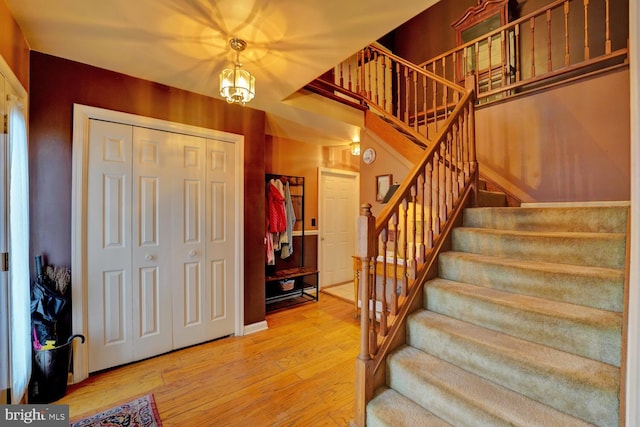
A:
280;182;296;259
267;180;286;233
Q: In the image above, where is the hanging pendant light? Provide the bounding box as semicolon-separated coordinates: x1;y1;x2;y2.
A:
219;38;255;106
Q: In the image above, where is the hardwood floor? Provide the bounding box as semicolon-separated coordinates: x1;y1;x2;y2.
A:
60;293;360;426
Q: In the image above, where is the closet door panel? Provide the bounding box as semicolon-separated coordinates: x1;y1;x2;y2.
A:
87;120;133;372
132;127;173;360
172;134;207;348
205;139;235;335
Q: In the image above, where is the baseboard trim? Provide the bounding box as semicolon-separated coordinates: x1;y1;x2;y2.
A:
243;320;268;335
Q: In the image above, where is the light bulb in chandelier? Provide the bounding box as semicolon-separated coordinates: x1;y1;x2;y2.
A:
219;38;255;105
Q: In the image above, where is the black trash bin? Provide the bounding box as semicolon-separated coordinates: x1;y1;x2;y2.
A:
28;334;85;403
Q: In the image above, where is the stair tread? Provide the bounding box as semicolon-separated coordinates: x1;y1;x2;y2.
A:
464;206;628;233
408;311;619;391
440;251;625;277
368;387;453;427
426;278;622;365
438;251;624;311
388;346;594;427
427;278;622;324
457;227;626;239
452;227;626;269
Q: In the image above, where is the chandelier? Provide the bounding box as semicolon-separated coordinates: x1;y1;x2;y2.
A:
219;38;255;105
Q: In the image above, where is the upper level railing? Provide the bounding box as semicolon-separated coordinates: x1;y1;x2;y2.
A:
331;44;466;146
422;0;628;104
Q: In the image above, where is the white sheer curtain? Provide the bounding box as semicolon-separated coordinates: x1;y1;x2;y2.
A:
7;95;30;404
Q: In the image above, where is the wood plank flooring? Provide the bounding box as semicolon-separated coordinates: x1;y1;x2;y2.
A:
60;293;360;427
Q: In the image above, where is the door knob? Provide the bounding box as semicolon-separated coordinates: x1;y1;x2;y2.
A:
189;250;198;258
144;254;154;261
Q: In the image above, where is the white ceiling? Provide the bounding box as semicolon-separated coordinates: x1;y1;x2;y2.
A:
5;0;437;145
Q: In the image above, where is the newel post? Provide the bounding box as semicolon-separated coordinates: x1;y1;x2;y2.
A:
354;204;376;427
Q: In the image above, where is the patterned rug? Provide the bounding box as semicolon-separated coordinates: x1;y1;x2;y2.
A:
71;394;162;427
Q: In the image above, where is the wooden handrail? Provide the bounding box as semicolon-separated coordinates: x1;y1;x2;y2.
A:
345;46;478;426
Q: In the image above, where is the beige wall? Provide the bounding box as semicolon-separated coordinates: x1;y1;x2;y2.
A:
358;129;413;217
476;67;630;202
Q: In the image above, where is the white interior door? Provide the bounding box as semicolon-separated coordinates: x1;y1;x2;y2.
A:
87;120;134;371
171;132;207;348
319;168;359;287
204;138;236;338
131;127;173;360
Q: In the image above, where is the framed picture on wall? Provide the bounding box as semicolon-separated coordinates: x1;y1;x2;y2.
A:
376;174;392;202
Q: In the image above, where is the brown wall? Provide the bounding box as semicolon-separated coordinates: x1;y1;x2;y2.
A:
29;52;267;325
0;0;30;90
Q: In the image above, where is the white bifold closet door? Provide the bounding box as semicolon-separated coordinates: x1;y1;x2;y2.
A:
87;120;235;372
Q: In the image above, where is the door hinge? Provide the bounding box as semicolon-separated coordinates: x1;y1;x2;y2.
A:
2;114;6;135
1;252;8;272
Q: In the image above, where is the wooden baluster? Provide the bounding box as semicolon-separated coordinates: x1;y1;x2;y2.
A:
348;55;353;93
432;71;438;134
515;24;521;82
564;1;571;66
583;0;590;60
374;51;380;107
423;75;428;140
413;70;418;132
410;185;418;271
474;41;480;93
400;197;409;297
530;17;536;78
458;114;465;192
453;120;460;201
418;173;426;262
443;82;449;122
468;102;477;177
426;162;434;249
445;133;453;214
396;62;401;119
501;29;507;86
605;0;611;54
404;67;410;124
379;225;388;336
367;49;373;99
381;55;388;113
439;143;447;223
547;9;553;72
462;108;469;181
487;34;493;91
388;219;398;317
433;151;441;236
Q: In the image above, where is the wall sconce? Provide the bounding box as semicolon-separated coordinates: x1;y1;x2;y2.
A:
219;38;255;105
350;141;361;156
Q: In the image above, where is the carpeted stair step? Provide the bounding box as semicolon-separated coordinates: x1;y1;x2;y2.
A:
385;346;594;427
438;251;624;311
425;278;622;366
463;206;628;233
477;189;507;207
451;227;626;269
367;386;452;427
407;310;619;426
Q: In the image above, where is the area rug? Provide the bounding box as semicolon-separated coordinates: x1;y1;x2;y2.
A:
71;394;162;427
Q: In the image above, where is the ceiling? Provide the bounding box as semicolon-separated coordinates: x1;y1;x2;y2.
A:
5;0;437;145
